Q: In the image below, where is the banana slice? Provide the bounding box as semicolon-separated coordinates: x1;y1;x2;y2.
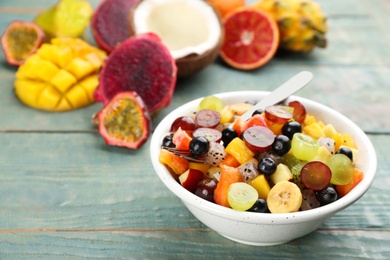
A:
267;181;302;213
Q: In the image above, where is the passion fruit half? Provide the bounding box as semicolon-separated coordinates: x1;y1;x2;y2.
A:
1;20;45;66
97;91;151;149
129;0;223;78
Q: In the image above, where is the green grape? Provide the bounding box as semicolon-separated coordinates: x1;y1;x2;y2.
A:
291;133;320;161
198;95;224;112
228;182;258;211
327;154;354;185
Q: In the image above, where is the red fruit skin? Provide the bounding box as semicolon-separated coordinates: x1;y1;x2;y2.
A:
1;20;45;66
97;91;151;149
94;33;177;114
180;169;204;193
91;0;140;53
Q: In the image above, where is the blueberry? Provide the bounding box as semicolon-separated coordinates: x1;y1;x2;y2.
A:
248;198;269;213
162;133;175;148
189;136;209;157
315;187;338;206
281;121;302;140
258;157;277;176
272;135;291;156
336;147;353;162
251;108;264;116
221;128;238;147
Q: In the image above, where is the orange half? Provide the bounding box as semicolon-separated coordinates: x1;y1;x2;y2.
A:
220;7;279;70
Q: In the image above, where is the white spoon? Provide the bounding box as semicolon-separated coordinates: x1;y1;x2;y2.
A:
239;71;313;122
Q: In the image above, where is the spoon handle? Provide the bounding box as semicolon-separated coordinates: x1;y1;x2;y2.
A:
240;71;313;122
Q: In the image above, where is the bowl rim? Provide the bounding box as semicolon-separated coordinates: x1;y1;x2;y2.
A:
150;91;377;224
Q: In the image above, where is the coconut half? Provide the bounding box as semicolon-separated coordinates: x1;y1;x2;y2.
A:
129;0;223;77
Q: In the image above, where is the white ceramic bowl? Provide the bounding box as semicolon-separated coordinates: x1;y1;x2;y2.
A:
150;91;377;246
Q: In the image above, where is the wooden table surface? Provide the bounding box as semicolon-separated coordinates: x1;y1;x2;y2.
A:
1;0;389;258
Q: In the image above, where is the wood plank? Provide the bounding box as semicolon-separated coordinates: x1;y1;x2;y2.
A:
0;133;388;230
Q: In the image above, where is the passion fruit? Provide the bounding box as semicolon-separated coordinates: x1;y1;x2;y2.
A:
129;0;223;78
94;33;177;114
1;20;45;66
97;91;151;149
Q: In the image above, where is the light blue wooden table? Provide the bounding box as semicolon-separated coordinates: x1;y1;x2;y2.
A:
0;0;389;258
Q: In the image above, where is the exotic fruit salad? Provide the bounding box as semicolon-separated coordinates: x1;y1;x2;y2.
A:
159;95;364;213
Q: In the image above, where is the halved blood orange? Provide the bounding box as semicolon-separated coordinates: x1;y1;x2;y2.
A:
220;7;279;70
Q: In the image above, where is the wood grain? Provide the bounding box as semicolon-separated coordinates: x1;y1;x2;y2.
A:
0;0;389;258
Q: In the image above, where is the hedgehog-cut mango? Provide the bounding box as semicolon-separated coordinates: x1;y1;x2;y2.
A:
14;37;107;112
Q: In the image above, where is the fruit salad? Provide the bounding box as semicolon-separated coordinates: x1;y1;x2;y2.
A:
158;95;364;213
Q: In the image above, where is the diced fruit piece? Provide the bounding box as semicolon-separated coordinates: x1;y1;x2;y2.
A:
179;169;205;193
97;91;151;149
243;126;275;153
228;182;258;211
335;168;364;197
270;163;293;185
327;154;354;185
238;158;259;182
219;106;235;124
291;133;320;161
195;109;221;128
214;165;244;207
94;33;177;114
205;141;226;166
303;114;317;126
318;137;335;155
34;0;93;39
228;103;254;116
300;189;320;211
304;122;326;139
300;161;332;191
312;145;332;163
267;181;302;213
195;178;218;202
1;20;45;66
14;37;106;111
249;174;271;200
333;133;357;151
207;166;221;179
188;162;210;175
241;114;268;133
170;116;196;132
198;95;224;112
91;0;140;53
220;7;279;70
172;127;192;150
159;149;189;175
322;124;337;138
265;105;293;124
225;137;255;164
220;153;241;168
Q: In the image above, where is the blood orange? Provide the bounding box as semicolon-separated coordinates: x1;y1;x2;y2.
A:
220;7;279;70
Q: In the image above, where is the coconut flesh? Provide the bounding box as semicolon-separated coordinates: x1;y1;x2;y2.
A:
130;0;223;77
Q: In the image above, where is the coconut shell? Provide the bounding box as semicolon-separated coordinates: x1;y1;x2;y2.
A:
128;0;224;78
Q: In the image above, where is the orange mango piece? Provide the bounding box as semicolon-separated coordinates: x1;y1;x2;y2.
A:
214;165;244;207
335;168;364;197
